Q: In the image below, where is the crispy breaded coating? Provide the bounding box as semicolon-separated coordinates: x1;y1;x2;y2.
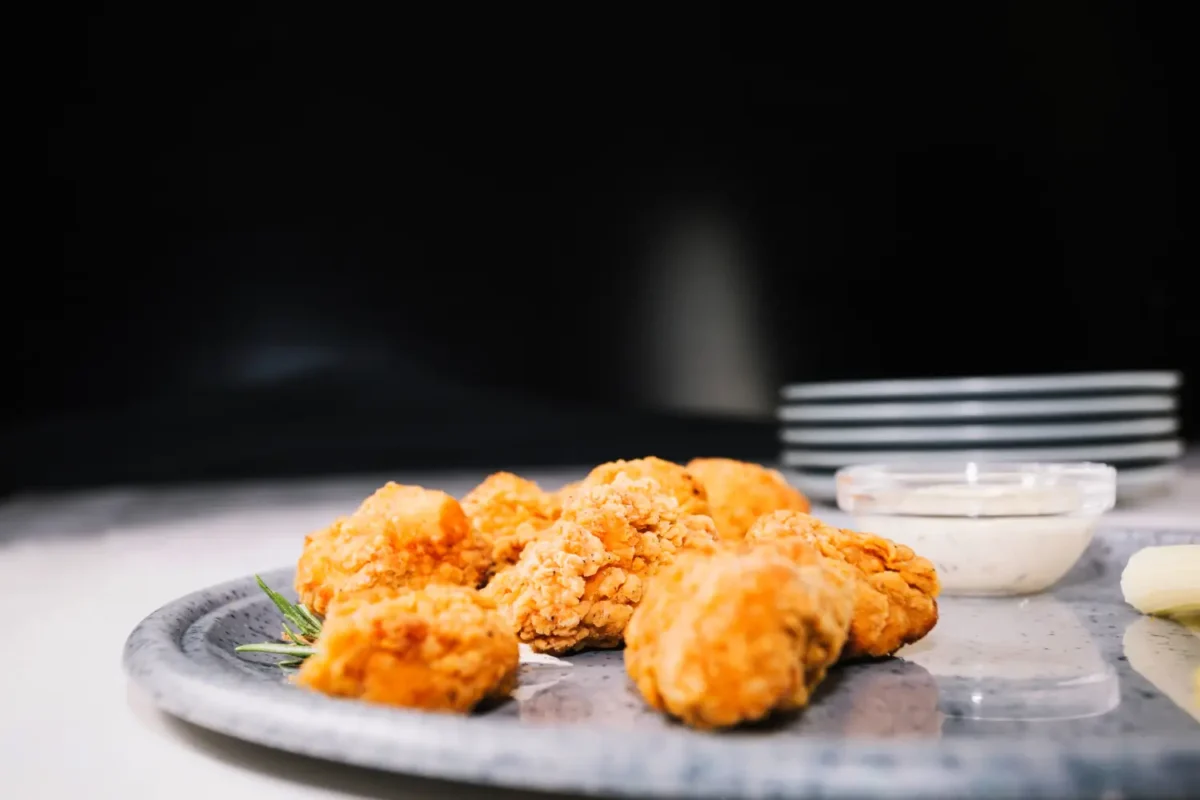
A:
744;530;890;660
481;476;719;655
686;458;811;541
624;548;854;729
746;511;939;658
295;584;518;712
489;521;556;576
461;472;560;574
583;456;710;517
295;483;490;616
551;480;584;512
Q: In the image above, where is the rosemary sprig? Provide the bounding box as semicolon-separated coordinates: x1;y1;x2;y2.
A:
295;603;323;632
234;642;315;657
255;575;323;640
234;575;324;669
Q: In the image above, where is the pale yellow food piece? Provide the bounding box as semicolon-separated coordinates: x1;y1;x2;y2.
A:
1121;545;1200;617
482;475;719;655
295;584;518;712
461;472;560;574
624;548;853;729
583;456;710;517
295;483;490;616
745;511;939;658
686;458;811;541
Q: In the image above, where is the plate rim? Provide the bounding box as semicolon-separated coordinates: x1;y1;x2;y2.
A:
779;417;1180;445
777;396;1178;422
780;371;1182;401
123;563;1200;798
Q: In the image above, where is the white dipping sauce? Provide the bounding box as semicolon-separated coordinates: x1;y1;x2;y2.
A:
852;483;1099;596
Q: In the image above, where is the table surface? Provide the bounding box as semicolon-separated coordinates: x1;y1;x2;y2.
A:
4;458;1200;800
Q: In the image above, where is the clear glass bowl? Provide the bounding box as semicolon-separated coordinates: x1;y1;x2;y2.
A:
835;462;1117;596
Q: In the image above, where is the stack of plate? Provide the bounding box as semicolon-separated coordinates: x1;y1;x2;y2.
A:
778;371;1184;504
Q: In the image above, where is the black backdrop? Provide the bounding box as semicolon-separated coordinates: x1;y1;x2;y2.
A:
25;4;1191;493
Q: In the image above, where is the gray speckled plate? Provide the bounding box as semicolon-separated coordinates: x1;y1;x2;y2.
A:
124;529;1200;799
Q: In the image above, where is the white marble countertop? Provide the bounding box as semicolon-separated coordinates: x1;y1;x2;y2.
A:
3;457;1198;799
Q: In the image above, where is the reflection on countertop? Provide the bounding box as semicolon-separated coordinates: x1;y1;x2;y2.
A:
900;595;1118;723
1124;615;1200;724
505;656;662;729
791;658;944;739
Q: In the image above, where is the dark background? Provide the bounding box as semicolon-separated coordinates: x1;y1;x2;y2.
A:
24;4;1191;494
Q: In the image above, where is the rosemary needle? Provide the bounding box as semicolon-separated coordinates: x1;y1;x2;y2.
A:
281;621;311;646
296;603;323;633
235;577;325;665
255;575;322;639
234;643;315;657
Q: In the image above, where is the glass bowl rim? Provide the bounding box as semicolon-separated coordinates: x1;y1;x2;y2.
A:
833;461;1118;517
835;461;1117;483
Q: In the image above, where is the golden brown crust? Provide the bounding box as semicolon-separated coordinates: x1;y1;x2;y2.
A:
745;529;890;661
745;511;939;659
295;483;491;616
624;548;853;729
481;475;719;655
461;472;560;574
583;457;710;517
685;458;811;541
295;584;518;712
550;480;584;513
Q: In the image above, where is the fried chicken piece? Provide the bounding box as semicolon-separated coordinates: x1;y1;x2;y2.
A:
746;511;939;658
624;548;854;729
489;521;557;576
552;480;584;511
482;475;719;655
461;472;561;574
295;483;490;616
685;458;811;541
744;530;890;660
583;456;710;517
295;584;518;712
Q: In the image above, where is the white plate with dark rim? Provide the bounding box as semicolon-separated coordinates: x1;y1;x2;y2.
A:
781;371;1182;401
122;536;1200;798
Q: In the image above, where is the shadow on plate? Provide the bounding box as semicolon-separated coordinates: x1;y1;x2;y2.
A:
785;658;945;739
